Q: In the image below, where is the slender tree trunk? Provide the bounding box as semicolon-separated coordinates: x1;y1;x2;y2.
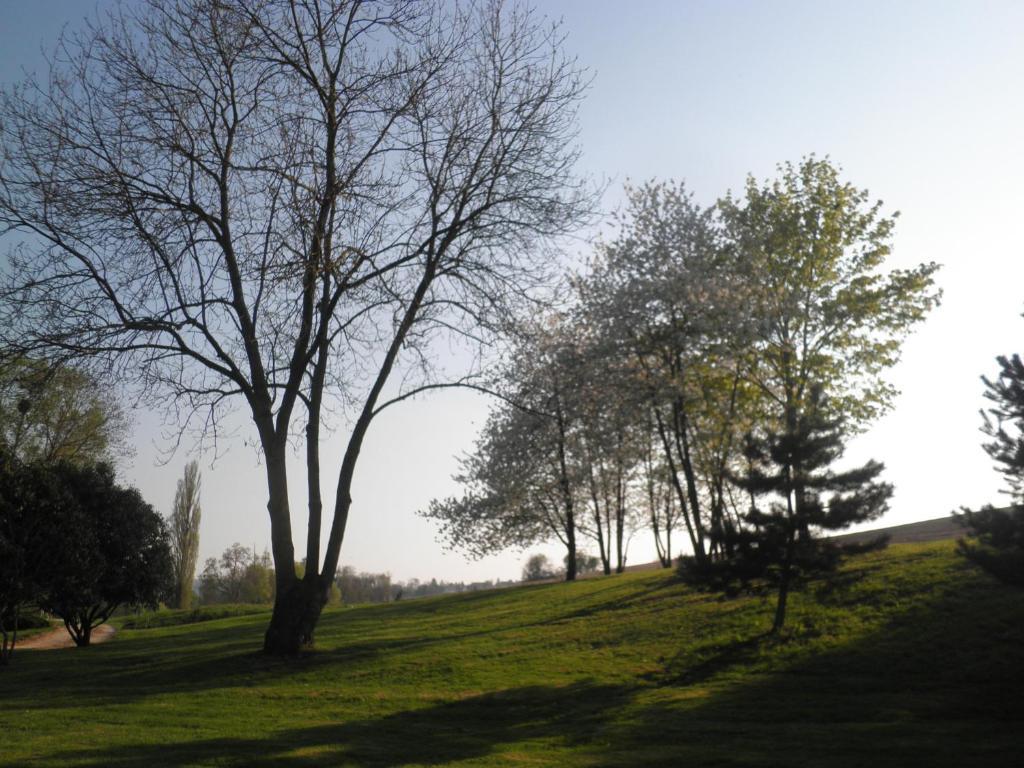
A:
653;406;704;563
615;472;626;573
774;445;798;635
587;461;611;575
0;605;18;665
665;516;672;568
554;400;577;582
772;571;790;634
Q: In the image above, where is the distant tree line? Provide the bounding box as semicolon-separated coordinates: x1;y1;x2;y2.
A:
423;158;941;632
190;548;513;608
338;568;517;604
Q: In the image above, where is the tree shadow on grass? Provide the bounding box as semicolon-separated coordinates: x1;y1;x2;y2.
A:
650;631;773;687
7;602;631;712
46;681;635;767
14;557;1024;767
611;568;1024;768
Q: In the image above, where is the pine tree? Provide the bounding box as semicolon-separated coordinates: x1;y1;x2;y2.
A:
980;353;1024;500
956;349;1024;586
723;389;892;633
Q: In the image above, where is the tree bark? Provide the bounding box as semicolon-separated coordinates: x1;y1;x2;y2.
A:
263;576;326;656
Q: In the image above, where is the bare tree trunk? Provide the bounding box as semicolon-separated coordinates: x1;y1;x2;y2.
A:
772;549;793;635
66;614;92;647
0;606;18;665
555;399;578;582
264;578;326;656
615;470;626;573
586;456;611;575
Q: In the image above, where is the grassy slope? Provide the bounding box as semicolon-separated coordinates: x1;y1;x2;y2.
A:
2;541;1022;767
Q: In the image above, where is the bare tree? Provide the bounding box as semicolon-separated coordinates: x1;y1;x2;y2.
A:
0;0;592;654
170;460;202;609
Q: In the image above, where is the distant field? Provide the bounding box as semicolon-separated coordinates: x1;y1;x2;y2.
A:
2;540;1023;767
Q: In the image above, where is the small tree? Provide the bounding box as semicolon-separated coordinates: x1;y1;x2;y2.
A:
169;461;202;609
980;352;1024;499
716;391;891;633
37;464;174;646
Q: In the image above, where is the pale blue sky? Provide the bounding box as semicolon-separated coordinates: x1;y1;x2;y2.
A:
2;1;1023;581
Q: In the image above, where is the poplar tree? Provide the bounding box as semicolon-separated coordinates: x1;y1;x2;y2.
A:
170;461;202;609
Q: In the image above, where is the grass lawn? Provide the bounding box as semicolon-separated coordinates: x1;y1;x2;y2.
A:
1;540;1022;766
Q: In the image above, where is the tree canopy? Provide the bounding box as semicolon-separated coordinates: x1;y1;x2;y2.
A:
0;359;130;466
36;463;174;647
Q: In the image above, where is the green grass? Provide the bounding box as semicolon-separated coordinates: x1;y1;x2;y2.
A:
2;541;1022;766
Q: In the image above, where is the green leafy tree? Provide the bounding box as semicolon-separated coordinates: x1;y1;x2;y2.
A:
581;181;760;568
170;461;202;609
422;320;588;580
565;551;601;575
37;464;174;646
0;359;129;466
198;544;275;605
718;157;941;434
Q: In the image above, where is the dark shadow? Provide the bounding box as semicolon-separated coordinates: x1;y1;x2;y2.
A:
651;631;772;686
9;554;1024;766
44;681;634;767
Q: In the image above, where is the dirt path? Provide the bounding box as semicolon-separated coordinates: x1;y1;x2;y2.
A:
17;623;116;651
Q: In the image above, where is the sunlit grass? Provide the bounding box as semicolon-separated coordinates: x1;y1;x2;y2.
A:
2;541;1022;766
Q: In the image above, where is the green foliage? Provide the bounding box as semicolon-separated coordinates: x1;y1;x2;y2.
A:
198;544;275;605
0;358;130;465
711;390;892;631
0;609;49;632
567;551;601;575
0;456;80;662
35;463;174;646
958;328;1024;585
169;460;202;609
718;156;942;430
334;567;393;605
1;542;1022;766
980;352;1024;501
956;505;1024;586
